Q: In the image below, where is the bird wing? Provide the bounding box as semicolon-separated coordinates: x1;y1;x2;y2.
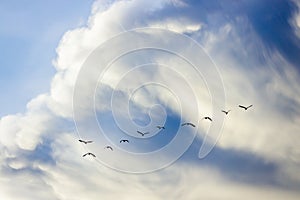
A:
247;105;253;109
181;123;187;126
86;141;93;143
239;105;246;109
187;123;195;127
79;139;84;142
83;153;87;157
205;117;212;121
137;131;143;135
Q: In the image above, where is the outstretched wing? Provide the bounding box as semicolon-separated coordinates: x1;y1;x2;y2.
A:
222;110;230;114
239;105;246;109
90;153;96;157
137;131;143;135
105;146;113;150
246;105;253;109
188;123;196;127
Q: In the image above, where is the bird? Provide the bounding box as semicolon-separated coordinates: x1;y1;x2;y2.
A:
137;131;150;136
181;122;196;127
238;104;253;110
156;125;165;130
82;152;96;157
78;139;93;144
120;139;129;143
202;117;212;121
104;146;113;151
221;110;231;115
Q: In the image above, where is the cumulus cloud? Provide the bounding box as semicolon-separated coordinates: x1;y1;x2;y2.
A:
0;0;300;199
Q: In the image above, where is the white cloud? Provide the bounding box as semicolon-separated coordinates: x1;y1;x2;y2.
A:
11;141;300;200
50;0;181;118
196;20;300;183
0;94;55;154
0;0;300;199
148;17;202;33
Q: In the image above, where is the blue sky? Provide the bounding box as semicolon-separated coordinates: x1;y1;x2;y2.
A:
0;0;94;116
0;0;300;199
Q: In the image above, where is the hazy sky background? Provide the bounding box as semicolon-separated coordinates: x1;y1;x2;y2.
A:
0;0;300;199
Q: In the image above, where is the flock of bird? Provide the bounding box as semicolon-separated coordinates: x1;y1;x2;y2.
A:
79;104;253;158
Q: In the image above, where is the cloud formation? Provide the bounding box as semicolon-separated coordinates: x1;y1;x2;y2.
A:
0;0;300;199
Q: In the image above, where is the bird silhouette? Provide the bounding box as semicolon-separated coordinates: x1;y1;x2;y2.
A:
137;131;150;136
221;110;231;115
120;139;129;143
82;152;96;157
104;146;113;151
239;104;253;110
202;117;212;121
156;126;165;130
78;139;93;144
181;122;196;127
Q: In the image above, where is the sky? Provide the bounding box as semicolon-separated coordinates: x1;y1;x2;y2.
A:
0;0;300;199
0;0;94;116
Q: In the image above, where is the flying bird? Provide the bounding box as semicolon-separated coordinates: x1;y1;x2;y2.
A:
82;152;96;157
222;110;231;115
239;104;253;110
104;146;113;151
181;122;196;127
202;117;212;121
78;139;93;144
137;131;150;136
156;126;165;130
120;139;129;143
